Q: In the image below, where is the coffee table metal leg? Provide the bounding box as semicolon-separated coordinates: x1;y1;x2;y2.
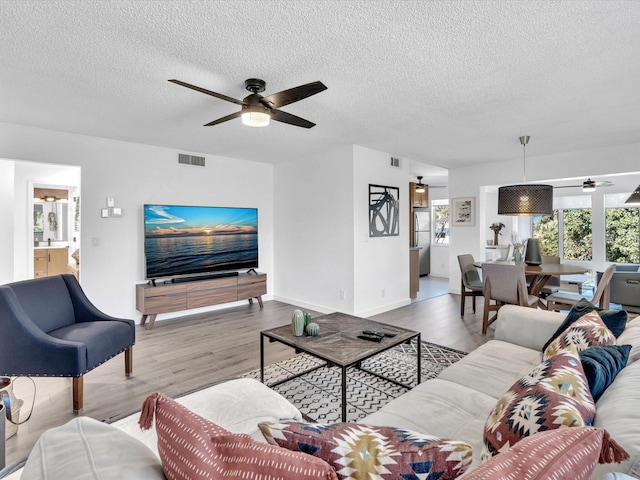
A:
260;333;265;384
342;365;347;422
416;333;421;385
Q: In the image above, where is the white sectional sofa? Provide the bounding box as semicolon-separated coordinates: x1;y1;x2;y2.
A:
5;305;640;479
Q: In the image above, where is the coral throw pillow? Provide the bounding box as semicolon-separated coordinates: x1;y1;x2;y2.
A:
465;427;628;480
258;421;472;480
482;348;596;461
543;311;616;360
138;393;337;480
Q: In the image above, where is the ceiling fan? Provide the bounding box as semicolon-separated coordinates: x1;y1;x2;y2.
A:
415;176;446;192
169;78;327;128
554;178;614;192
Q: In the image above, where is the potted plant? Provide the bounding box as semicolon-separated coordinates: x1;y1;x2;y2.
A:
489;222;506;246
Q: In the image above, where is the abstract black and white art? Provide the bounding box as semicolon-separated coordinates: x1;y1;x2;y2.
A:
369;184;399;237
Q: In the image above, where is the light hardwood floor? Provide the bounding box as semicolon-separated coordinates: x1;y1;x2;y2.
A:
5;294;490;467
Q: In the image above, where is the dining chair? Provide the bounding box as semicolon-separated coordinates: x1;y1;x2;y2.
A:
546;264;616;312
457;254;483;318
482;263;539;334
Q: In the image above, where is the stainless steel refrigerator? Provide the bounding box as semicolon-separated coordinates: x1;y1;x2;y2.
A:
413;208;431;276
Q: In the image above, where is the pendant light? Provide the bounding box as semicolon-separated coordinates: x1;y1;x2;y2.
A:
498;136;553;216
624;184;640;205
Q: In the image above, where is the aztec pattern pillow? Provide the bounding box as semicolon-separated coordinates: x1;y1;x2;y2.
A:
482;348;596;461
543;310;616;360
466;427;628;480
138;393;338;480
580;344;632;401
258;421;472;480
542;298;627;351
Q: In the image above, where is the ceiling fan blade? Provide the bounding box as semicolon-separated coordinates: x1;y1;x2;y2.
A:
203;111;242;127
169;79;245;106
261;81;327;109
553;185;581;189
596;181;614;187
270;109;316;128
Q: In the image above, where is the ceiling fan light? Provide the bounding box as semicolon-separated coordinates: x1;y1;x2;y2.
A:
241;111;270;127
625;184;640;205
582;179;596;192
415;184;426;193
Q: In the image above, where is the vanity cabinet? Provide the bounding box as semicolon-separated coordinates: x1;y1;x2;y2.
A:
34;247;69;278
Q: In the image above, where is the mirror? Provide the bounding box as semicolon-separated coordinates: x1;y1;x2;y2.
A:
33;187;73;244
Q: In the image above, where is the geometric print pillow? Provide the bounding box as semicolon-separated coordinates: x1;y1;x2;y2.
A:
138;393;338;480
482;348;596;461
543;311;616;361
258;421;473;480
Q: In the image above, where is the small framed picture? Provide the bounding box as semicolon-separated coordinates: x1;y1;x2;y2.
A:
452;197;475;226
100;208;109;218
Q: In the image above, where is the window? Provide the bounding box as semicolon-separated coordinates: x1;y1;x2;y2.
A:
433;203;449;244
532;211;559;256
606;207;640;263
563;208;592;261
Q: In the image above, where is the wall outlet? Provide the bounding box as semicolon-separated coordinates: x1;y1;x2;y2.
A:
340;289;346;300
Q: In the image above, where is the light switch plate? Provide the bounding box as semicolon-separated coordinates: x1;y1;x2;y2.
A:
101;208;109;218
107;197;115;207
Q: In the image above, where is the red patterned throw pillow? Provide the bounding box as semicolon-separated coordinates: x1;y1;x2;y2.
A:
258;421;472;480
138;393;338;480
466;427;628;480
482;348;596;461
543;310;616;360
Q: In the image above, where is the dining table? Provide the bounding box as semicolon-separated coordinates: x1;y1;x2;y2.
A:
473;261;589;296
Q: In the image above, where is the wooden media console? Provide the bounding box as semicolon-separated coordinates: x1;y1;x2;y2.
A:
135;272;266;330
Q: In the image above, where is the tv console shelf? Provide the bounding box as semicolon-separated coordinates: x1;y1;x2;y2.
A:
135;272;266;330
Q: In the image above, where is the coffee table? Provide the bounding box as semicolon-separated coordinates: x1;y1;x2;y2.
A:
260;312;421;421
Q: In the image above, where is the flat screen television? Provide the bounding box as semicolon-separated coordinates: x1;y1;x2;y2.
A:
144;204;258;279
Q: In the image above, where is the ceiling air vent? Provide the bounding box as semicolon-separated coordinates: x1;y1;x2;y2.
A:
178;153;206;167
390;157;401;168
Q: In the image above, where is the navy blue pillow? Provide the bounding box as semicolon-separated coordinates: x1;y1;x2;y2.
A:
542;298;628;352
579;345;631;401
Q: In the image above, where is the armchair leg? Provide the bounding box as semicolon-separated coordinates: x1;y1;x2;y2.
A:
125;347;133;377
73;376;83;413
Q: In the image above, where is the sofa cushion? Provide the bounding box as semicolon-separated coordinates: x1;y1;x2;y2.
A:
543;299;628;352
482;348;596;460
580;345;631;401
259;421;472;480
543;311;616;360
21;416;164;480
438;340;542;399
616;316;640;364
362;378;497;467
462;427;627;480
138;392;337;480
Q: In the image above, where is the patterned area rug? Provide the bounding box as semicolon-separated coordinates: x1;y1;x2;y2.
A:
242;340;466;423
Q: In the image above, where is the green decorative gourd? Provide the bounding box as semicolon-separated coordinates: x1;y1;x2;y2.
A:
291;309;305;336
306;322;320;336
303;311;312;328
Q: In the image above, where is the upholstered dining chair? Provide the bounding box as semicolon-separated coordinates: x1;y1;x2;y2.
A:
458;254;483;318
546;264;616;312
0;274;135;412
482;263;539;334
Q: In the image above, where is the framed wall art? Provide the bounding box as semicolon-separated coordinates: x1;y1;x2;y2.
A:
452;197;475;226
369;184;399;237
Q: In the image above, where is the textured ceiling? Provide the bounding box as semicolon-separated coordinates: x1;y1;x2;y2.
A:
2;0;640;181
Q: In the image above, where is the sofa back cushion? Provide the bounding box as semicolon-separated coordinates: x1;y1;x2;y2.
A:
7;276;75;332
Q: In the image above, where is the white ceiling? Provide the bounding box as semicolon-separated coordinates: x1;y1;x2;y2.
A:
2;0;640;182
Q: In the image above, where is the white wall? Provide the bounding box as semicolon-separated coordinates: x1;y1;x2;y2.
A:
448;141;640;293
353;146;410;316
273;146;355;313
0;159;16;285
0;122;274;321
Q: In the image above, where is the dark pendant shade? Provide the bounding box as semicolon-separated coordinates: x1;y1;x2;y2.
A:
625;184;640;205
525;238;543;266
498;184;553;216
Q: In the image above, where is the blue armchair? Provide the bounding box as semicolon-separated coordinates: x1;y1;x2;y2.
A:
0;274;135;412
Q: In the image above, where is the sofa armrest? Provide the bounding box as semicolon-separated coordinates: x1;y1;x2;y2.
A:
494;305;565;351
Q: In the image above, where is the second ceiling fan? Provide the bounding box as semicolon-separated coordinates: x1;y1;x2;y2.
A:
554;178;614;192
169;78;327;128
